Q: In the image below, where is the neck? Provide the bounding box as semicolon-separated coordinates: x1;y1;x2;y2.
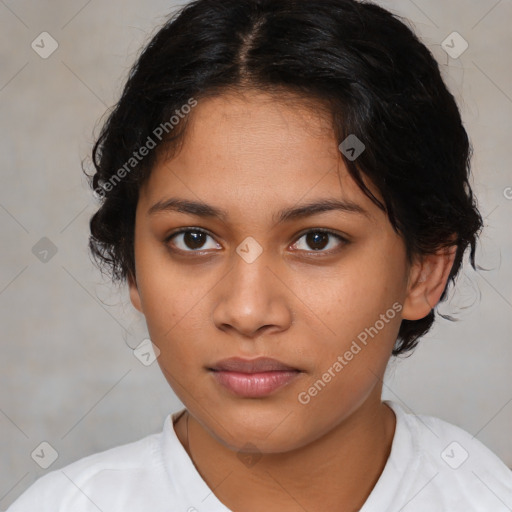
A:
174;395;396;512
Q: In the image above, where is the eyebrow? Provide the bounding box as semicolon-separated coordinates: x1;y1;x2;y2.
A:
147;197;370;223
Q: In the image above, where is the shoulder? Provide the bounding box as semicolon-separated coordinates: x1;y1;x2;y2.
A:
386;400;512;511
6;424;168;512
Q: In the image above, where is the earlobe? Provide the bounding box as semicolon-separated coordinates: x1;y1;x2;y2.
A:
128;272;143;313
402;246;457;321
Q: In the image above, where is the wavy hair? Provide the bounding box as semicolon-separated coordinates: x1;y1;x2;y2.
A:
84;0;483;356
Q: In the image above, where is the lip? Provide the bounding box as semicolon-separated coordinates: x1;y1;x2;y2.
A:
209;356;300;373
208;357;302;398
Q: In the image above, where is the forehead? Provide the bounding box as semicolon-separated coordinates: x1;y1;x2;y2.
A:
175;90;338;170
138;90;382;221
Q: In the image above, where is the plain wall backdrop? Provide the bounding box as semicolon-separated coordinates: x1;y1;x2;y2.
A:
1;0;511;508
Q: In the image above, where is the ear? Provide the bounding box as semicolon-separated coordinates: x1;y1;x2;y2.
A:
128;272;143;313
402;246;457;321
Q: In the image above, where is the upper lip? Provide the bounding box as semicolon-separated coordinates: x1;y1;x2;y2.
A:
209;357;300;373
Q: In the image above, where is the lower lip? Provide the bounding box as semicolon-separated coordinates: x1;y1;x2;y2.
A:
210;370;300;397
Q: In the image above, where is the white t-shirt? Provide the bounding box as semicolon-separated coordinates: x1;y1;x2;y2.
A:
6;400;512;511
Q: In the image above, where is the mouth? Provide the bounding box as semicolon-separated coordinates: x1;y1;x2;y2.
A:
209;356;300;373
207;357;302;398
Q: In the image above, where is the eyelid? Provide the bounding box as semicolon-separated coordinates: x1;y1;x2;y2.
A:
289;228;349;254
293;227;350;243
165;227;221;253
165;226;210;239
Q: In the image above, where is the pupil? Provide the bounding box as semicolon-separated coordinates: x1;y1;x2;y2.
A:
306;232;328;250
184;231;205;249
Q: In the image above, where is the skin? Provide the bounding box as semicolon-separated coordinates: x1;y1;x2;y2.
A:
128;89;456;512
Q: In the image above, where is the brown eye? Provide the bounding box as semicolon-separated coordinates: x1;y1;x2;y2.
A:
305;232;330;250
291;230;348;253
183;231;207;250
166;229;221;252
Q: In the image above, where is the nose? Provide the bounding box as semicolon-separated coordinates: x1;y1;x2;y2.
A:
212;249;293;339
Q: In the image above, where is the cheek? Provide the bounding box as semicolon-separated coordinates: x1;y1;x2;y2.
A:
304;250;404;342
141;280;209;367
134;236;212;335
134;262;227;390
295;237;406;382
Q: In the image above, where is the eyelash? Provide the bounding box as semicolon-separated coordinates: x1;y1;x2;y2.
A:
164;227;349;256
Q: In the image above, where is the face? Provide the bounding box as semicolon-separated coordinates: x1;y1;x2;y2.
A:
128;90;437;454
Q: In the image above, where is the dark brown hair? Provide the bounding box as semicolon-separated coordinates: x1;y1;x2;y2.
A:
84;0;483;356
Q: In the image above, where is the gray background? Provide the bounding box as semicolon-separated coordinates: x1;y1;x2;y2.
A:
1;0;511;508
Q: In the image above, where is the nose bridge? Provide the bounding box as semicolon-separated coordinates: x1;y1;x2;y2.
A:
229;243;275;305
212;241;292;336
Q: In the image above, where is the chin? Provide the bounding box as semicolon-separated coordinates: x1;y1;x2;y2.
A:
199;403;311;454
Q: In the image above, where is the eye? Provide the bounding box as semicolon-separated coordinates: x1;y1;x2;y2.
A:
165;228;222;253
164;228;348;255
291;229;348;254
